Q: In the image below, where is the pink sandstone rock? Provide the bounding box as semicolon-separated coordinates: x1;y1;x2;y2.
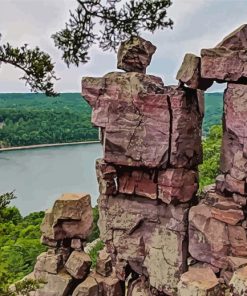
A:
158;168;198;204
96;248;112;277
189;204;229;268
201;48;247;82
82;72;170;168
228;225;247;257
96;159;117;195
82;75;203;169
118;169;157;199
127;277;150;296
166;86;203;168
178;267;221;296
40;193;93;242
65;251;92;280
117;36;156;73
216;24;247;50
98;193;188;294
176;53;213;90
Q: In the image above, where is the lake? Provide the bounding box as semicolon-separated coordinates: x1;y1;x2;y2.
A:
0;143;102;216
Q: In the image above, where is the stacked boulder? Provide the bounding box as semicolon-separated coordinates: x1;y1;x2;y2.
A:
176;24;247;295
82;36;204;295
24;193;123;296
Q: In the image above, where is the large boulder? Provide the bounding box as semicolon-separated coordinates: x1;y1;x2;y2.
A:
82;74;203;169
82;72;170;168
40;193;93;242
117;36;156;73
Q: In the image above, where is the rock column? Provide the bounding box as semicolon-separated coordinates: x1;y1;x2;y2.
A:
177;24;247;295
82;36;203;295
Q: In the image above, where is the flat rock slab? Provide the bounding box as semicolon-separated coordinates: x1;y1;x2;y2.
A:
201;48;247;82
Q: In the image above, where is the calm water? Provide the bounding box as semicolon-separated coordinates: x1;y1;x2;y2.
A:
0;143;102;216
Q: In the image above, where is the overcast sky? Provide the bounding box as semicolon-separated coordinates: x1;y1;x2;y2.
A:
0;0;246;93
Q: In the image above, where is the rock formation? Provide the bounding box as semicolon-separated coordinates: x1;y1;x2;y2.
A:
15;193;122;296
81;24;247;296
17;24;247;296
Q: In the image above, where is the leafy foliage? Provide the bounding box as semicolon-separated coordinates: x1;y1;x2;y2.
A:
0;208;46;289
0;192;16;212
87;206;100;243
199;125;222;189
0;34;58;96
89;239;104;268
52;0;173;66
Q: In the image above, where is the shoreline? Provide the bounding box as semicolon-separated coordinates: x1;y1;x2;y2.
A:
0;140;100;152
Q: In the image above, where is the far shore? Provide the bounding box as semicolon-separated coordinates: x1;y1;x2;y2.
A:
0;140;100;152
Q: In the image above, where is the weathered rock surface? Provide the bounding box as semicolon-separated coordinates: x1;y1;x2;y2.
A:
189;203;230;268
176;53;213;90
127;278;150;296
72;276;99;296
117;36;156;73
178;267;220;296
65;251;92;279
216;24;247;50
82;74;203;169
201;48;247;82
40;193;93;242
98;193;188;294
230;266;247;295
96;248;112;277
35;271;73;296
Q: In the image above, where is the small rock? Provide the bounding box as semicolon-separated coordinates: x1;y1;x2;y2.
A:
177;267;220;296
228;225;247;257
72;276;99;296
228;256;247;271
65;251;92;280
96;248;112;277
71;239;82;250
176;53;213;90
117;36;156;73
230;266;247;295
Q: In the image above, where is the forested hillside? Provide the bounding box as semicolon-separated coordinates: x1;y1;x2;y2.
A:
0;93;98;148
0;92;223;148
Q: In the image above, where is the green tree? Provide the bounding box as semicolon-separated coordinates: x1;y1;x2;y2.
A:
0;34;57;96
199;125;222;189
53;0;173;66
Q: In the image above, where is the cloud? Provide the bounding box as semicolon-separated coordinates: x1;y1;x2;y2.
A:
0;0;246;93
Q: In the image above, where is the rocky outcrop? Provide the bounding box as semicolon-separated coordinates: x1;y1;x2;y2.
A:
80;25;247;295
19;193;123;296
82;35;203;295
18;24;247;296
